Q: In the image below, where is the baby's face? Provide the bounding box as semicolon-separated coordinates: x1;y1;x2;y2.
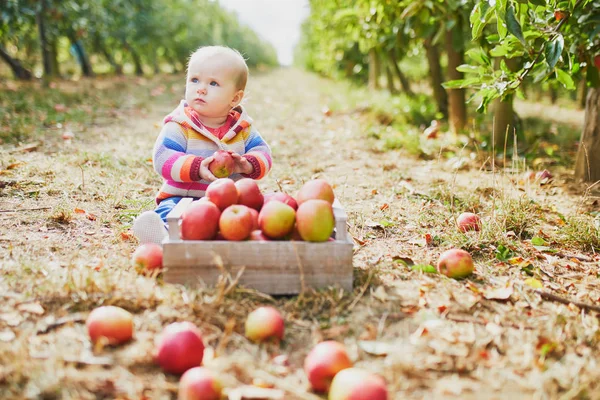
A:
185;54;243;123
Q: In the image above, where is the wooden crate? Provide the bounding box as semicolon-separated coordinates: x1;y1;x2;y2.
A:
162;198;353;295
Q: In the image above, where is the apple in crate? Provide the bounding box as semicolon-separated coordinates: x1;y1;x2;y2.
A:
235;178;264;211
264;192;298;210
178;367;222;400
437;249;474;279
304;341;352;392
297;179;335;205
456;212;481;232
328;368;388;400
245;306;284;342
219;205;254;241
86;306;134;345
208;150;235;178
131;243;163;273
156;321;205;375
258;201;295;239
249;230;269;241
249;208;259;231
181;201;221;240
206;178;238;211
296;199;335;242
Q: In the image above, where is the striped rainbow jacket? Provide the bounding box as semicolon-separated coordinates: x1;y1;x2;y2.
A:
152;100;272;203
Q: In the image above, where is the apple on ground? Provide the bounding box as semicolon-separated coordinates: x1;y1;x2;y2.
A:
235;178;264;210
328;368;388;400
297;179;335;205
178;367;222;400
523;171;536;181
156;321;205;375
245;306;284;342
437;249;474;279
263;192;298;210
205;178;238;211
296;199;335;242
304;341;352;393
258;201;296;239
536;169;553;181
181;200;221;240
249;230;270;241
456;212;481;232
208;150;235;178
86;306;133;345
131;243;163;273
219;205;254;241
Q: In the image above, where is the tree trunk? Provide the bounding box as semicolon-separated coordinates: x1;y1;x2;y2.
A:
424;38;448;117
50;39;60;77
493;57;519;151
368;48;380;90
37;0;54;77
445;25;467;134
385;60;397;95
123;40;144;76
71;39;94;77
388;48;413;96
0;46;32;80
574;87;600;182
549;86;558;104
94;35;123;74
579;80;588;109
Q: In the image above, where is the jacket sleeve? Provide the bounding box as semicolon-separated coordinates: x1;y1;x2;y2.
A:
241;127;272;180
153;121;203;182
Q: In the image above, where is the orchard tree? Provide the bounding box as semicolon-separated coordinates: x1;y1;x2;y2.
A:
446;0;600;182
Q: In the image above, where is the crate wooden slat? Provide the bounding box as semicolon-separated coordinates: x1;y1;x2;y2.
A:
162;198;353;295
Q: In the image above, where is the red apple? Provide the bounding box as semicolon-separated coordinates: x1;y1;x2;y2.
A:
205;178;238;211
131;243;163;273
554;10;567;21
296;179;335;205
181;200;221;240
249;230;270;241
456;212;481;233
296;199;335;242
178;367;222;400
437;249;474;279
523;170;536;181
249;208;259;231
86;306;133;345
208;150;235;178
219;205;253;241
235;178;264;211
264;192;298;211
328;368;388;400
156;322;205;375
304;341;352;393
535;169;553;181
258;201;296;239
245;306;284;342
595;54;600;70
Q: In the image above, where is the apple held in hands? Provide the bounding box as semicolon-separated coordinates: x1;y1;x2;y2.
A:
156;321;205;375
219;205;254;241
181;200;221;240
131;243;163;273
178;367;222;400
437;249;474;279
456;212;481;233
245;306;284;342
206;178;238;211
304;341;352;393
208;150;235;178
258;201;296;239
296;199;335;242
328;368;388;400
297;179;335;205
235;178;264;211
86;306;134;345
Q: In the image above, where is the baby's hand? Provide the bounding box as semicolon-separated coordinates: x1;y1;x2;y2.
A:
199;157;218;181
228;151;253;175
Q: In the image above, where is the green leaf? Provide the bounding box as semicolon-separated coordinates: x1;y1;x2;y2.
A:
495;244;513;261
466;47;491;66
443;77;482;89
531;236;547;246
410;264;438;274
456;64;485;73
555;68;575;90
529;0;546;6
586;63;600;88
544;34;564;69
496;10;508;39
506;4;525;44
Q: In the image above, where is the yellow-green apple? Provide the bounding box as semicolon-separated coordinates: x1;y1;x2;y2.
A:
437;249;474;279
245;306;284;342
264;192;298;210
208;150;235;178
249;230;269;241
297;179;335;205
181;200;221;240
456;212;481;233
258;201;296;239
304;341;352;392
235;178;264;211
131;243;163;273
86;306;133;345
206;178;238;211
296;199;335;242
328;368;388;400
178;367;222;400
219;205;253;241
156;321;205;375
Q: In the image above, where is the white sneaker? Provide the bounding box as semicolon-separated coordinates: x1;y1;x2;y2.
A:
132;211;168;245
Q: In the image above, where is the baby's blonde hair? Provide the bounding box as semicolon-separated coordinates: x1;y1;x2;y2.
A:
187;46;249;90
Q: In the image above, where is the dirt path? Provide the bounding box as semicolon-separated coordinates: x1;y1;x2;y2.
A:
1;68;599;399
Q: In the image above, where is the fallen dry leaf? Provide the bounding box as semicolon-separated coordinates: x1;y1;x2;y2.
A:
17;302;45;315
226;386;285;400
483;282;514;300
0;329;15;342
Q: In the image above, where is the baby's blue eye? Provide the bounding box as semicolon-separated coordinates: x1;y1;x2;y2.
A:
191;78;198;83
210;81;219;86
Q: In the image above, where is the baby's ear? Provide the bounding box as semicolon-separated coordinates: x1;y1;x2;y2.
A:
231;90;244;107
